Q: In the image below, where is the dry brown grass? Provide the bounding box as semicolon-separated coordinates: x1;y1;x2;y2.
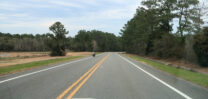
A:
0;52;49;58
0;52;92;67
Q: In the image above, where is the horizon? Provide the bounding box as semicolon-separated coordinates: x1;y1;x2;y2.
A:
0;0;207;37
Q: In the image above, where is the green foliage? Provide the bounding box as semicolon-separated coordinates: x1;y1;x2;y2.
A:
121;7;153;54
184;34;198;63
176;0;201;37
152;34;183;58
0;37;14;51
49;22;69;56
0;32;50;51
193;27;208;67
120;0;206;67
0;29;122;53
121;0;178;56
72;30;122;52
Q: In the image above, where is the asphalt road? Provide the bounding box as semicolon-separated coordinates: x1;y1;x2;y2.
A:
0;52;208;99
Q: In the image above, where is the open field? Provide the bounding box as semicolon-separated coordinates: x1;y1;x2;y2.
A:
0;52;49;58
0;52;96;76
123;53;208;88
0;56;83;76
0;52;92;67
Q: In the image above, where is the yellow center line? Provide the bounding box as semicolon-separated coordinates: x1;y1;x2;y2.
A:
66;54;109;99
56;54;109;99
56;64;97;99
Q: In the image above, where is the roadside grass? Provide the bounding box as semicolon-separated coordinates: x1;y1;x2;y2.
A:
96;52;103;54
123;53;208;88
0;56;84;76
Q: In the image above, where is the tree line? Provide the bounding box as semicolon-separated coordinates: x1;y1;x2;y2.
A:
71;30;122;52
0;23;122;53
120;0;208;66
0;32;51;51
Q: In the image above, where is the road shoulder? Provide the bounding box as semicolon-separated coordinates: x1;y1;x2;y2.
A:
121;53;208;99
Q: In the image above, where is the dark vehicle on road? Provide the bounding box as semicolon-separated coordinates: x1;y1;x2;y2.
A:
92;52;96;57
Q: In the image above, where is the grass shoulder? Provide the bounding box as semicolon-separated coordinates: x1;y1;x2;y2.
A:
0;56;84;76
123;53;208;88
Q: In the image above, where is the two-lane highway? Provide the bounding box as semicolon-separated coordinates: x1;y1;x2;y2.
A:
0;53;208;99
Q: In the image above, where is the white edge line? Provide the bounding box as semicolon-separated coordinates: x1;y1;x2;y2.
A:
118;54;192;99
0;53;104;84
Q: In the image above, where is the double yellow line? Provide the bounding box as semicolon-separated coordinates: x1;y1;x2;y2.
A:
57;54;109;99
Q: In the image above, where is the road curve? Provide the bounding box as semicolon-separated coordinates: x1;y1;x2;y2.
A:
0;52;208;99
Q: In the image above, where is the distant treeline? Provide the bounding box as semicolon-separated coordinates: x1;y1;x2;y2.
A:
0;33;51;51
120;0;208;66
72;30;122;52
0;30;122;52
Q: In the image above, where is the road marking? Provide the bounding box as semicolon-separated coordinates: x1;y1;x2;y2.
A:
118;55;192;99
57;54;109;99
0;54;104;84
57;61;98;99
67;54;109;99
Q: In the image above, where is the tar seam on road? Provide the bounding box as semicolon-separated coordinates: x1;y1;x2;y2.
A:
57;54;109;99
118;54;192;99
0;53;104;84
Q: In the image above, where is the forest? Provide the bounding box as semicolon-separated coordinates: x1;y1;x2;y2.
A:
120;0;208;66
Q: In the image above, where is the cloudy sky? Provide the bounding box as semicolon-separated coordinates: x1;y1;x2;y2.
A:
0;0;141;36
0;0;207;37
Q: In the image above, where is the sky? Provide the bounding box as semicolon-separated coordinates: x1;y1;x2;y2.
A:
0;0;207;37
0;0;141;37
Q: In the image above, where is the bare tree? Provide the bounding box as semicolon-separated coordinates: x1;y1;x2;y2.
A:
92;40;97;52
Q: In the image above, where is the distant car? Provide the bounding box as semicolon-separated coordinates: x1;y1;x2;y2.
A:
92;52;96;57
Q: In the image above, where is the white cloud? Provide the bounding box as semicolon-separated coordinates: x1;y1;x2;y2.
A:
0;13;29;20
0;14;7;19
0;0;141;36
76;0;99;6
70;5;137;22
102;0;126;4
0;1;52;11
50;0;83;8
10;14;28;17
0;2;19;11
99;8;134;19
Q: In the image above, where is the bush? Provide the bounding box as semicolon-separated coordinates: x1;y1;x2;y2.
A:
50;48;66;56
151;33;183;58
193;27;208;67
184;35;198;63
